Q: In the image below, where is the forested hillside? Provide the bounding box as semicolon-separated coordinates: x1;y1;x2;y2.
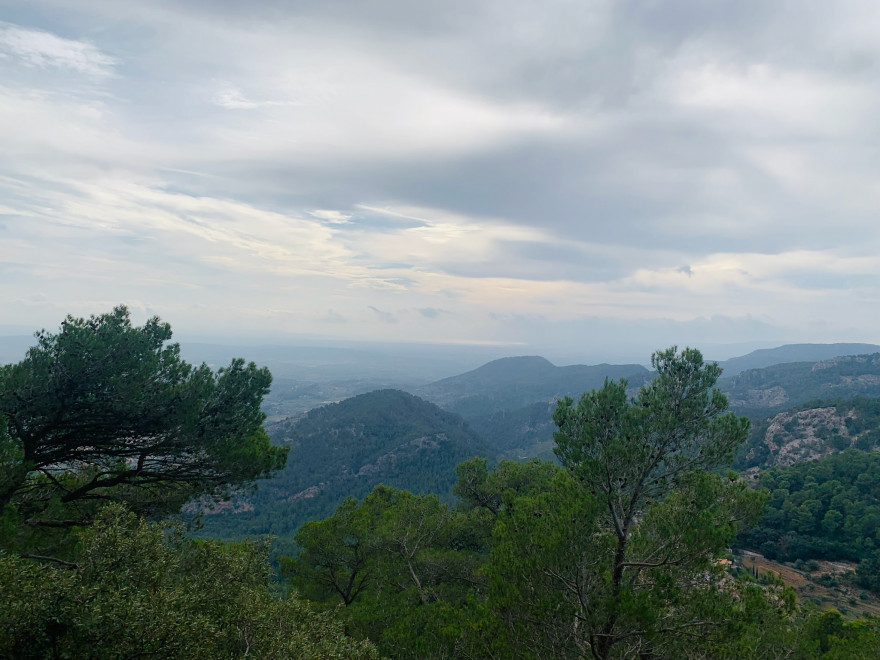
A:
719;353;880;418
219;355;880;548
285;348;880;659
199;357;657;543
195;389;487;545
736;449;880;614
414;356;649;455
741;451;880;564
466;399;559;457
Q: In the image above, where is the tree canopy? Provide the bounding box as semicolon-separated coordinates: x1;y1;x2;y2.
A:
0;307;287;546
491;346;766;659
0;504;379;659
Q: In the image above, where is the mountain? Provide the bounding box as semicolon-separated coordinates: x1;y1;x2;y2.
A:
415;356;651;418
194;389;487;543
412;356;651;456
718;343;880;377
720;353;880;419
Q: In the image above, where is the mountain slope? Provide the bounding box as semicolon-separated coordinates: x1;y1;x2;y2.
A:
412;356;651;456
720;353;880;418
735;396;880;469
466;400;559;458
194;389;487;541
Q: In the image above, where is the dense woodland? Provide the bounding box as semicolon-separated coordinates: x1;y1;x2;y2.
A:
195;389;488;552
3;308;880;658
741;450;880;586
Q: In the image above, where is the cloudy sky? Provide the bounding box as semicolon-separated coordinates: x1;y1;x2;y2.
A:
1;0;878;360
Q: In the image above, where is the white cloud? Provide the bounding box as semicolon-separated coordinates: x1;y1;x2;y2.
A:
211;81;304;110
0;23;116;77
308;209;352;224
212;86;260;110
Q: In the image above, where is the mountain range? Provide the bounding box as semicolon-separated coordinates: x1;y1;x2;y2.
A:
195;343;880;547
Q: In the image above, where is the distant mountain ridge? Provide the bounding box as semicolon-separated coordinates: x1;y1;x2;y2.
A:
720;353;880;418
718;343;880;377
415;355;650;417
413;348;880;458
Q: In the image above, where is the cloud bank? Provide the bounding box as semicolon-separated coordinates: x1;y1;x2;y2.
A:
0;1;877;358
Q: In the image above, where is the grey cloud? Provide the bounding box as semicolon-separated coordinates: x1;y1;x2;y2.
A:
21;0;869;260
417;307;446;319
320;309;347;324
436;239;631;283
368;306;396;324
778;271;879;292
2;1;878;353
366;262;415;271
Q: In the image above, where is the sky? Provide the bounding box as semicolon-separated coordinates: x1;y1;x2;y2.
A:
1;0;878;362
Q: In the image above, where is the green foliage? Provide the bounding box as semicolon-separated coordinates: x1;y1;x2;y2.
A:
453;455;558;517
796;609;880;659
286;484;485;659
288;348;791;659
844;396;880;450
0;307;287;552
482;469;603;659
0;504;379;659
287;495;378;606
733;415;773;468
465;399;557;454
8;328;872;659
515;346;765;659
284;345;880;659
740;450;880;571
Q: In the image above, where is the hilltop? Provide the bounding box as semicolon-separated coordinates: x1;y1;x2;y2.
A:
195;389;486;544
